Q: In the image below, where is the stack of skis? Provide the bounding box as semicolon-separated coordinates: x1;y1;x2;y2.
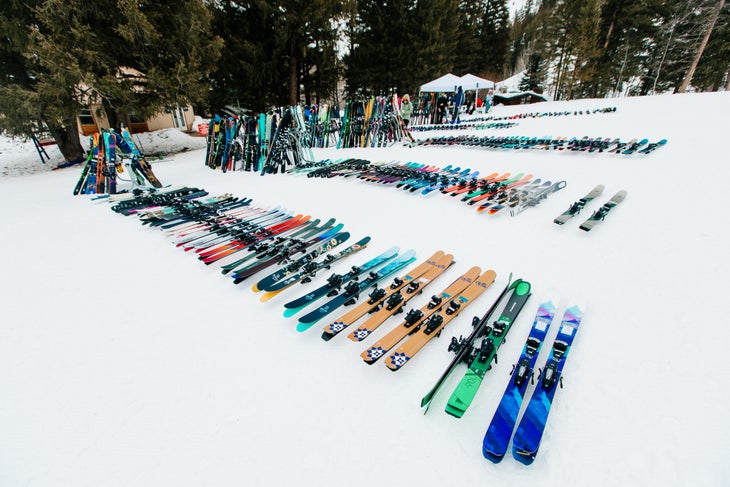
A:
337;94;413;149
73;125;162;196
204;105;315;175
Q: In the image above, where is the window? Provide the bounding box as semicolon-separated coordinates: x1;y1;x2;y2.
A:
78;109;95;126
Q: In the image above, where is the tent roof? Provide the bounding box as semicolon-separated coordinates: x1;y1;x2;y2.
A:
458;73;494;90
419;73;462;93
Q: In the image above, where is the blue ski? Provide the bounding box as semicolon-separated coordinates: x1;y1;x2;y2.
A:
482;298;558;463
511;304;585;465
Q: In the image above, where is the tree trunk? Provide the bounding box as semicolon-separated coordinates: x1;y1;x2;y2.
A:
678;0;726;93
48;120;85;162
289;43;298;106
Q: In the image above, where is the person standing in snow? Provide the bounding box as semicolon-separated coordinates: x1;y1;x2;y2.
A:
436;93;448;124
400;94;413;126
451;86;464;123
485;89;494;113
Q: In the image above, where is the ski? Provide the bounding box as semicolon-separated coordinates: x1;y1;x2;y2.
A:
509;180;567;216
215;213;323;272
553;185;605;225
637;138;667;154
579;190;627;231
116;127;163;187
321;251;454;341
295;249;417;331
251;231;354;291
198;214;312;264
384;269;497;371
230;224;346;282
359;266;482;361
512;304;585;465
444;280;532;418
257;236;371;301
482;298;559;463
621;138;648;154
282;247;399;317
419;275;516;411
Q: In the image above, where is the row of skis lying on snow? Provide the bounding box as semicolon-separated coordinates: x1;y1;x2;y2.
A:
100;186;586;465
73;126;163;195
408;105;618;128
294;160;566;217
291;160;627;229
412;135;666;154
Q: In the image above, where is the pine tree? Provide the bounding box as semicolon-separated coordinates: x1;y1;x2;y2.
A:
519;53;544;91
0;0;222;162
346;0;458;97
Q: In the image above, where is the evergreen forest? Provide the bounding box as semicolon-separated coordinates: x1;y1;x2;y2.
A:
1;0;728;159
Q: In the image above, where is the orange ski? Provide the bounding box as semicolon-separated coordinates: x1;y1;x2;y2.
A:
360;266;482;363
321;250;452;341
384;269;497;371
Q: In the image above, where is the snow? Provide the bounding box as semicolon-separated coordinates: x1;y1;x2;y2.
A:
1;92;729;486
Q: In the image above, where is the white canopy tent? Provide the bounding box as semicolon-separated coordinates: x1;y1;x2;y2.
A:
418;73;462;93
419;73;496;105
458;73;494;107
458;73;494;91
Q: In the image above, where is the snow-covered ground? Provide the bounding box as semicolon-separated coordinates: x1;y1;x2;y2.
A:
0;127;206;177
1;92;728;486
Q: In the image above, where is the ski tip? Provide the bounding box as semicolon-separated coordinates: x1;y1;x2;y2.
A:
482;448;505;464
511;449;537;466
444;405;465;419
251;284;260;292
296;322;314;333
283;308;300;318
321;332;334;341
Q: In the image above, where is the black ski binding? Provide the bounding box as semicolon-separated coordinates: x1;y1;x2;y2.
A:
403;308;424;327
427;295;442;309
424;314;444;335
389;277;404;289
385;292;404;311
367;287;386;304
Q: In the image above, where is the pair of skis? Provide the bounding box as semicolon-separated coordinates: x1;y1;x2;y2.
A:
482;301;585;465
553;185;627;231
320;250;456;342
282;247;418;332
419;276;532;415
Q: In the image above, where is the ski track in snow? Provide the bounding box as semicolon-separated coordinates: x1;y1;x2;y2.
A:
0;92;728;486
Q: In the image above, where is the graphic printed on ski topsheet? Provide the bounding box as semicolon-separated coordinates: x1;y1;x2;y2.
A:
511;304;585;465
482;298;558;463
